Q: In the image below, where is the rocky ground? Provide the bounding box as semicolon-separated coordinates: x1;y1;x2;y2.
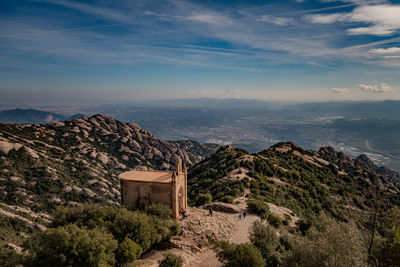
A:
136;197;298;267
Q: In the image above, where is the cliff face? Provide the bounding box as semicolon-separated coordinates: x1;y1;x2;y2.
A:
0;114;218;227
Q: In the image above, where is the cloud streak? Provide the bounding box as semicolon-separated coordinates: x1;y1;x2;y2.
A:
332;88;350;94
306;4;400;36
359;83;394;93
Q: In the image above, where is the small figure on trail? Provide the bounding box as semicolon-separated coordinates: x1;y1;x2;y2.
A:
243;211;247;219
239;214;242;220
259;211;264;221
180;226;184;236
209;208;213;216
182;209;187;218
179;209;182;216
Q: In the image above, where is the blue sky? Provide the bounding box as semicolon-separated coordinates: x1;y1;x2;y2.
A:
1;0;400;103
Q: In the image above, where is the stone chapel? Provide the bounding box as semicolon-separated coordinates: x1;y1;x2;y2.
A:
119;160;188;218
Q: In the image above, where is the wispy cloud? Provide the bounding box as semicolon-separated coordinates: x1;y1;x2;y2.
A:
259;15;294;26
39;0;132;23
369;47;400;58
306;4;400;36
332;88;350;93
359;83;394;93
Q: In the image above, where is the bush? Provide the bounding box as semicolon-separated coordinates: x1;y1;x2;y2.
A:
116;237;142;265
247;199;269;215
267;213;282;228
25;224;118;267
215;241;266;267
221;196;234;204
45;205;180;264
146;203;173;219
159;253;183;267
282;214;292;226
250;221;281;266
282;214;367;267
195;193;212;206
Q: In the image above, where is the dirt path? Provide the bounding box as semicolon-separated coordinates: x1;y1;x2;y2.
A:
137;207;257;267
137;201;296;267
229;214;258;244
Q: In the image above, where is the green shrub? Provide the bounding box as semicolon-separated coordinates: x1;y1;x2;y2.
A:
116;237;142;265
268;213;282;228
247;199;269;215
158;253;183;267
221;196;234;204
195;193;212;206
215;241;266;267
250;221;281;267
146;203;173;219
49;205;179;261
25;224;118;267
283;214;292;226
283;214;367;267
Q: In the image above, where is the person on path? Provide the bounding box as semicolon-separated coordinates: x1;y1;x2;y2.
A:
243;211;247;219
209;208;213;216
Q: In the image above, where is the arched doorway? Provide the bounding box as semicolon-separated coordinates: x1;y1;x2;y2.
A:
178;186;184;210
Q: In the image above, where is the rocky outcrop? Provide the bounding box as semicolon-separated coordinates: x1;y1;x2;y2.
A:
356;154;400;182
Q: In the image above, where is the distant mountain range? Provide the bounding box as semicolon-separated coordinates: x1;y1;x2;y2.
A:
0;109;84;124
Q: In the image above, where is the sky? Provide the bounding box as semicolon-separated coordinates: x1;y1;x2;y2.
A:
1;0;400;104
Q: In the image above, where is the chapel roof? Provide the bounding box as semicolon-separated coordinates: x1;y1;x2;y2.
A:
119;170;173;183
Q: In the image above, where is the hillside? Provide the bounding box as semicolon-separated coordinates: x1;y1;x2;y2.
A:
188;142;400;226
0;115;217;234
0;108;84;124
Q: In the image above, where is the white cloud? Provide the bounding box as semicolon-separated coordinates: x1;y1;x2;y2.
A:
39;0;132;23
259;15;293;26
306;4;400;36
305;13;345;24
320;0;388;4
358;83;394;93
189;89;239;97
369;46;400;54
331;88;349;93
369;46;400;58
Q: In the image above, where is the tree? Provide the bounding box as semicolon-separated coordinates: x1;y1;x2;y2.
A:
26;224;117;267
283;214;367;267
215;241;266;267
247;199;269;215
374;207;400;266
116;237;142;266
249;221;281;266
195;193;212;206
158;253;183;267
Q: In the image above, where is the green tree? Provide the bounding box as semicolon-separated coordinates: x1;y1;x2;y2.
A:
267;213;282;228
283;214;367;267
26;224;117;267
158;253;183;267
146;203;173;219
249;221;281;266
195;193;212;206
116;237;142;266
247;199;269;215
215;241;266;267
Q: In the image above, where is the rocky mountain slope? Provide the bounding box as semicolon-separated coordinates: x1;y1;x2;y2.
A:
0;114;218;232
355;154;400;182
188;142;399;226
